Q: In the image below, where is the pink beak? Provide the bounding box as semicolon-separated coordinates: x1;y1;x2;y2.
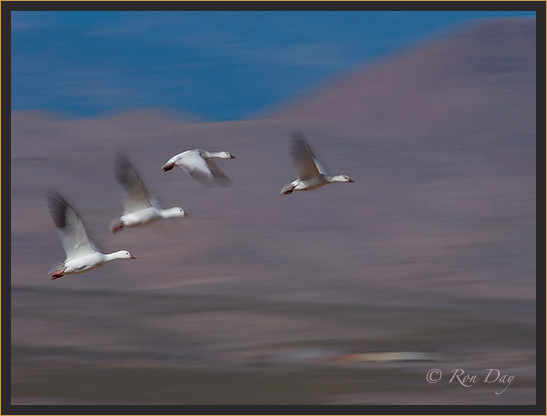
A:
130;254;137;259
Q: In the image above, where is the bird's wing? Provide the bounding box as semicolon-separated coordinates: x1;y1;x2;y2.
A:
46;191;97;261
291;133;323;179
313;153;329;176
205;159;232;187
175;151;218;188
114;152;153;213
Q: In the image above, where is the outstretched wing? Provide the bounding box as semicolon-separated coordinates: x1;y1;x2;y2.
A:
205;159;232;187
114;152;153;213
175;150;231;188
291;133;326;179
46;190;97;261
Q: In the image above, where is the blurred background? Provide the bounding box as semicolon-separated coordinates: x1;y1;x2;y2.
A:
10;11;536;405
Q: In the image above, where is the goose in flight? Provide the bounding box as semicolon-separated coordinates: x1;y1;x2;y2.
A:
162;149;235;188
281;133;354;194
112;152;187;233
47;190;136;280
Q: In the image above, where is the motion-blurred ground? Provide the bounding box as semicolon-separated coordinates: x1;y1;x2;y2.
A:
10;18;536;405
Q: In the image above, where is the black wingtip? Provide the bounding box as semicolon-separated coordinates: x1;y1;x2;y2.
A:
114;150;130;168
46;189;69;229
114;151;134;185
292;131;305;142
291;132;313;155
291;132;309;149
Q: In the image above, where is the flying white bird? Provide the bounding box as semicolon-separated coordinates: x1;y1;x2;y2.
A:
47;191;137;280
112;152;187;233
162;149;235;188
281;133;354;194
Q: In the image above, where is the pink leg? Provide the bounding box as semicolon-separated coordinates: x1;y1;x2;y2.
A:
50;267;67;280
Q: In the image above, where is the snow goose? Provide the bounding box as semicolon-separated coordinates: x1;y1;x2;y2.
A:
162;149;235;188
281;133;354;194
112;152;187;233
47;190;136;280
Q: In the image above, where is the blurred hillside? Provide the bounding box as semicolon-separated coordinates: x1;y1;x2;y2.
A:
10;18;536;405
269;18;535;131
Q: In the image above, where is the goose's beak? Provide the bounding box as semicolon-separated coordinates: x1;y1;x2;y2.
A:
130;254;137;259
230;155;236;159
349;179;355;183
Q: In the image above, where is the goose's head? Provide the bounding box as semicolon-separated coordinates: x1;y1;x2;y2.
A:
163;207;188;218
219;151;236;159
331;175;354;183
119;250;137;259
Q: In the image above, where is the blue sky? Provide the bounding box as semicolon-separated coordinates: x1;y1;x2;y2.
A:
11;11;536;121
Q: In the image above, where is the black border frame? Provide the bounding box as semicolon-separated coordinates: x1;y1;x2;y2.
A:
2;2;545;415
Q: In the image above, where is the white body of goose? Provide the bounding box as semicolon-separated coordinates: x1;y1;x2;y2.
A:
112;153;187;233
281;133;354;194
47;191;137;280
162;149;235;188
